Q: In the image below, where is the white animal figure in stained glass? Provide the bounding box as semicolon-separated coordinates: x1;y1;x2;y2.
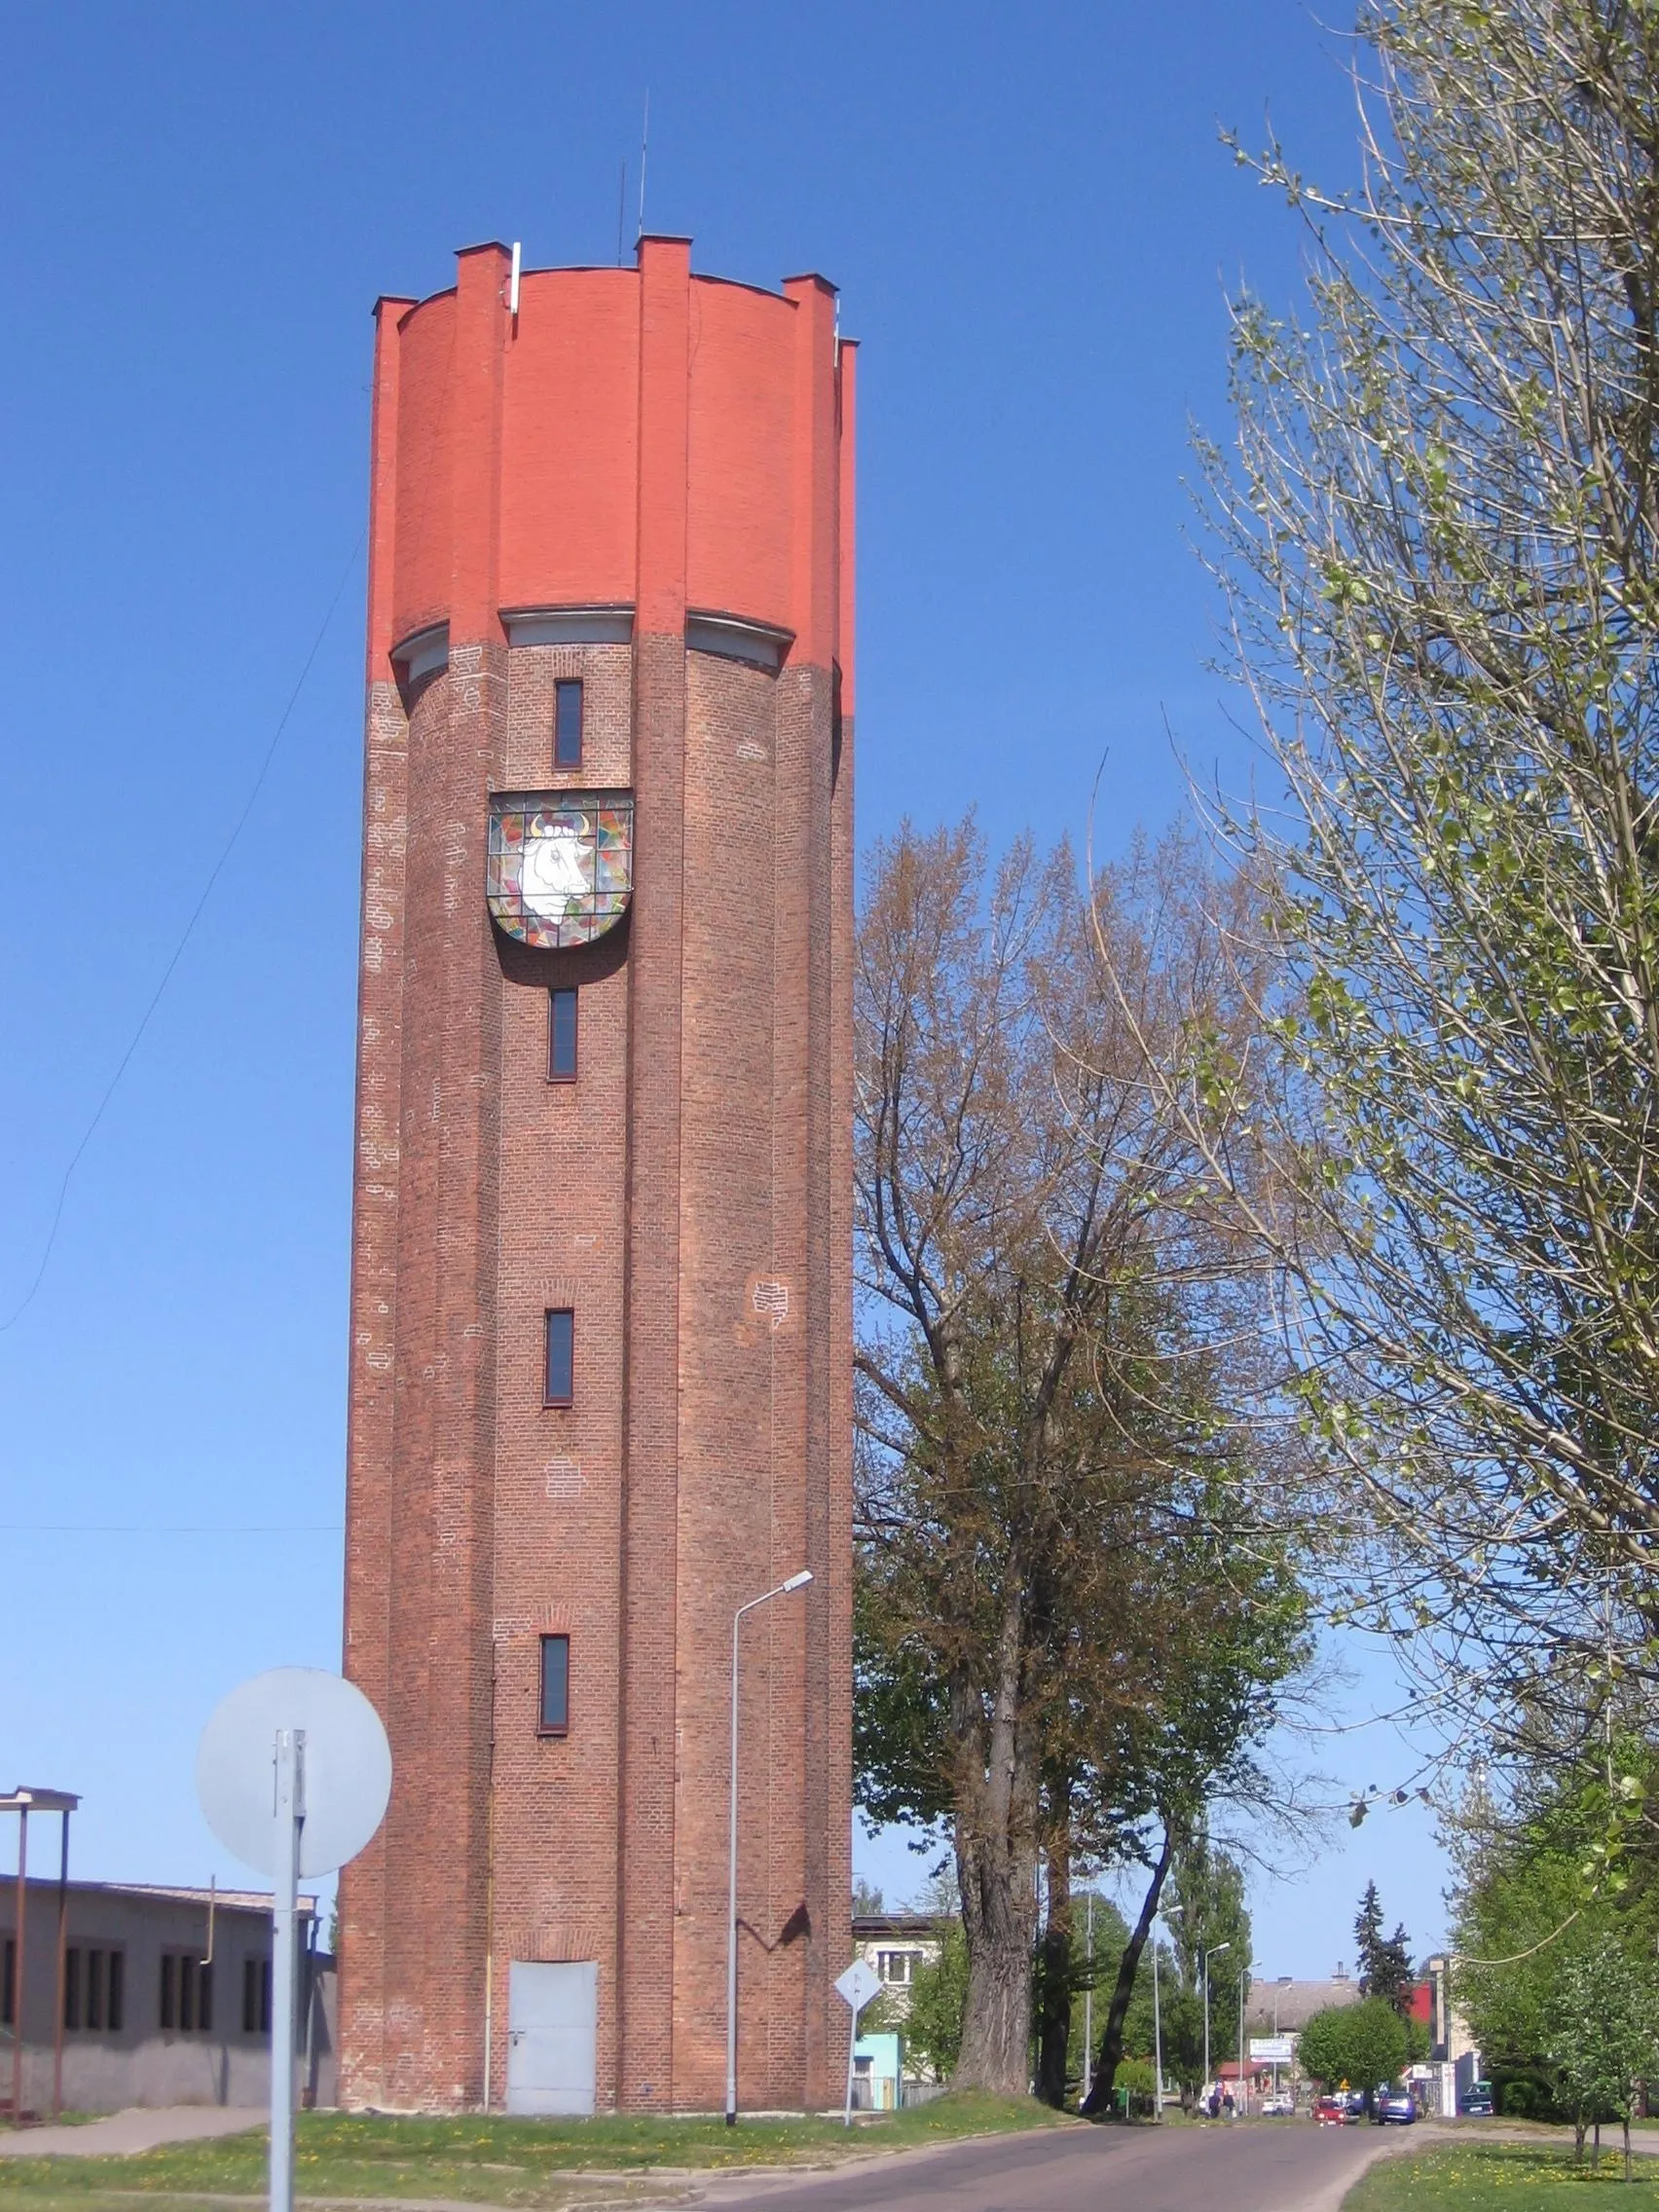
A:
520;819;591;919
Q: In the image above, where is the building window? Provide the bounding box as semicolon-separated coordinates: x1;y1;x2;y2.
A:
161;1953;212;2033
539;1634;571;1734
242;1956;272;2037
1;1937;12;2026
64;1947;124;2032
548;987;578;1083
543;1309;574;1407
877;1949;918;1984
554;679;583;769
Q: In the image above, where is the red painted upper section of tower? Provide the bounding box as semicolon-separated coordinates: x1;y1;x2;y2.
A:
367;239;857;704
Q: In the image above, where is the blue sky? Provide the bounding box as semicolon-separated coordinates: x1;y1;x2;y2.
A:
1;0;1446;1975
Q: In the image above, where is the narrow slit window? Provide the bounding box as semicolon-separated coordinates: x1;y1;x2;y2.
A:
160;1954;176;2031
63;1947;81;2031
548;987;578;1082
87;1948;105;2032
554;680;584;769
107;1949;124;2033
243;1955;272;2035
539;1633;570;1734
544;1309;574;1406
2;1938;13;2027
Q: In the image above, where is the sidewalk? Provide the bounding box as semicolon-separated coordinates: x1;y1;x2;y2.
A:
0;2106;264;2158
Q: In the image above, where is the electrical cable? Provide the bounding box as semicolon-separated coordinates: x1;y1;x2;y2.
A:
0;527;367;1334
0;1524;344;1535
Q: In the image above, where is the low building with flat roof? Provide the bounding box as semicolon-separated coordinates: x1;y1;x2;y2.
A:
1;1880;333;2118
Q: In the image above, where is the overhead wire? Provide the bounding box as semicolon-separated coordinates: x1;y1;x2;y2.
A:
0;1522;343;1539
0;526;367;1334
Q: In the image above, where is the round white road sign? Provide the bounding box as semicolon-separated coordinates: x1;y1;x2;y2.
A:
197;1667;391;1879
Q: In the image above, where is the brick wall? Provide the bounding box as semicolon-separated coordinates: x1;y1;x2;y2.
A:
340;240;853;2113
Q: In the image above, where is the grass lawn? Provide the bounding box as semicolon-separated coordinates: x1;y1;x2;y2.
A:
0;2092;1067;2210
1346;2142;1659;2210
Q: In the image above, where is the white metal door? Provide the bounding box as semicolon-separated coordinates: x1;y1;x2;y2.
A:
506;1961;598;2116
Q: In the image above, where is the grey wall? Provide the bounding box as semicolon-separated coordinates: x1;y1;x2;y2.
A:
1;1881;335;2115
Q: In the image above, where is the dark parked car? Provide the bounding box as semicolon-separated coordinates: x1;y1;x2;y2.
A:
1375;2085;1418;2124
1459;2082;1494;2117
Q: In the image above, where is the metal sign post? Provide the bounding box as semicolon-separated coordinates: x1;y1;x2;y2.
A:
269;1731;303;2212
834;1958;881;2125
197;1671;390;2212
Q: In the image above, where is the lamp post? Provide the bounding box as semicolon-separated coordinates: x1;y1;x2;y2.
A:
1155;1900;1182;2117
2;1789;79;2127
725;1569;813;2127
1203;1941;1231;2106
1080;1892;1094;2107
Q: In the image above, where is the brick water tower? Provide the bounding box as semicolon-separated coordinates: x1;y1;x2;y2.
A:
338;236;855;2115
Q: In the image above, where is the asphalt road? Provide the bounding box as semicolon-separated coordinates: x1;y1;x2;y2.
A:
697;2119;1405;2212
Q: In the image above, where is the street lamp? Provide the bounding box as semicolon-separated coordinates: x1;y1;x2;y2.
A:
1081;1892;1095;2106
1155;1900;1182;2117
1203;1941;1231;2106
725;1569;813;2127
1238;1962;1247;2117
1273;1974;1293;2105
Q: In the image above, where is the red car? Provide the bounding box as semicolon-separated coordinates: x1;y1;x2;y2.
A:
1314;2094;1350;2125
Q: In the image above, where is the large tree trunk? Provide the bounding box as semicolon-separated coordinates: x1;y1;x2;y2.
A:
1036;1843;1072;2107
951;1605;1040;2095
1081;1825;1175;2116
954;1822;1039;2092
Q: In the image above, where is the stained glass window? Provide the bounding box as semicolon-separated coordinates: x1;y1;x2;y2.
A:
487;791;633;949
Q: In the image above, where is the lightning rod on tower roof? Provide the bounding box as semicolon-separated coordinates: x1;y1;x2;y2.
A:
638;90;649;239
